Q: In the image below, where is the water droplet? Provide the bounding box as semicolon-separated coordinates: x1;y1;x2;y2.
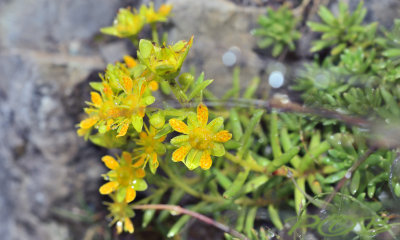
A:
170;210;178;216
222;51;237;67
268;71;284;88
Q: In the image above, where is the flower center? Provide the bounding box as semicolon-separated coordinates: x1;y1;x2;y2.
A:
189;127;213;150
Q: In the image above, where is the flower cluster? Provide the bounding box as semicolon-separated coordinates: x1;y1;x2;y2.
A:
101;3;172;38
77;62;155;138
78;3;232;234
138;36;194;80
100;152;147;203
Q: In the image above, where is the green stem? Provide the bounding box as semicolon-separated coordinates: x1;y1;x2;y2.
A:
166;79;188;106
129;35;139;47
151;23;160;45
132;204;248;240
225;152;265;172
160;161;223;203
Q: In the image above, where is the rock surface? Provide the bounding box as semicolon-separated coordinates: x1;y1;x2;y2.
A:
0;0;129;239
167;0;268;95
1;0;400;239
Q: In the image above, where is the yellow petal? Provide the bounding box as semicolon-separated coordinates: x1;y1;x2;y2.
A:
122;152;133;165
135;168;146;178
149;81;159;91
151;152;158;166
125;188;136;203
124;217;134;233
159;4;172;16
214;130;232;142
123;55;137;68
102;155;119;170
132;155;145;168
123;76;133;92
116;221;123;234
200;151;212;170
91;92;103;107
169;119;189;134
106;119;114;131
117;122;129;137
172;145;191;162
197;103;208;126
80;117;97;129
77;127;89;136
99;181;119;195
103;83;113;99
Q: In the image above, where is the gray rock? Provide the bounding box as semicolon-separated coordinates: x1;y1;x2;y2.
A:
0;0;131;239
167;0;267;95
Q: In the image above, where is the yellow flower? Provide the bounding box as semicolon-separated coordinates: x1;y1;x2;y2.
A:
140;3;172;24
169;103;232;170
137;36;194;80
99;152;148;203
101;8;145;38
105;194;135;234
123;55;138;68
77;63;155;138
133;125;166;174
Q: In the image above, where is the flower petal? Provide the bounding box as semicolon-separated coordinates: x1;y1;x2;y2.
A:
211;143;225;157
80;117;97;129
99;181;119;195
207;117;224;133
102;155;119;170
169;119;189;134
122;152;133;165
124;217;134;233
187;112;198;128
200;151;212;170
172;145;191;162
132;155;145;168
184;149;202;170
170;135;189;146
122;76;133;93
132;114;144;132
150;153;159;174
135;168;146;178
125;187;136;203
123;55;137;68
91;92;103;107
197;103;208;127
214;130;232;143
117;122;129;137
132;178;148;191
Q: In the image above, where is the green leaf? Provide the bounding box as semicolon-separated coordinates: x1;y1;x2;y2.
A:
349;170;360;195
307;22;332;32
318;6;336;26
268;205;283;230
229;108;243;141
138;39;153;58
382;48;400;58
89;82;103;91
211;143;225;157
188;79;213;100
272;43;284;57
331;43;347;55
131;114;143;132
133;178;148;191
223;169;250;199
245;207;258;237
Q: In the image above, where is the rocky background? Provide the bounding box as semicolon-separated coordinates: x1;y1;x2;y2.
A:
1;0;400;239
